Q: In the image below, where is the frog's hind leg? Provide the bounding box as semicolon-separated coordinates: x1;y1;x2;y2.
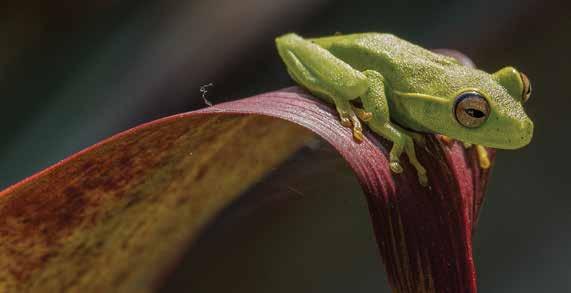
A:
359;70;428;186
276;33;370;141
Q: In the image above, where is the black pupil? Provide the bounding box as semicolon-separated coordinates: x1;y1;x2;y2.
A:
465;108;485;118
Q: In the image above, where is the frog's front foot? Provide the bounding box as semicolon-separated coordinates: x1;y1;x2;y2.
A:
443;137;491;169
389;160;404;173
458;142;491;169
352;105;373;122
474;145;491;169
391;135;428;186
439;135;454;146
368;121;428;186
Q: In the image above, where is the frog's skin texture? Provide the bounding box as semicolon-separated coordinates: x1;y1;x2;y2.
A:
276;33;533;185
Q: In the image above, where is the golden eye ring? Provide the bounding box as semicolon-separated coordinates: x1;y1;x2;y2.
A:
520;72;532;103
454;92;490;128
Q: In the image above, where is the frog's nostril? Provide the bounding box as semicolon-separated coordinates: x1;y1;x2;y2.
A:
519;119;534;145
523;119;533;132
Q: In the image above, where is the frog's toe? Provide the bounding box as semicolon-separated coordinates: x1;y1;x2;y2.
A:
390;161;404;173
337;106;365;142
416;167;428;186
475;145;491;169
352;105;373;122
401;135;430;186
352;126;364;142
408;131;426;147
348;113;364;141
339;113;352;127
439;135;455;146
479;157;490;169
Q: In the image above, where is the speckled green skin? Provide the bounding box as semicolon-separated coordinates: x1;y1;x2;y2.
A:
276;33;533;184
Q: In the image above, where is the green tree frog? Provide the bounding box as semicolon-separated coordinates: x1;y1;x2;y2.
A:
276;33;533;185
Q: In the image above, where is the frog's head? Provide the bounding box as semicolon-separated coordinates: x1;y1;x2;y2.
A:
401;66;533;149
452;66;533;149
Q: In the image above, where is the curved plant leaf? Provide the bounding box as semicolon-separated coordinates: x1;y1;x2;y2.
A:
0;51;493;293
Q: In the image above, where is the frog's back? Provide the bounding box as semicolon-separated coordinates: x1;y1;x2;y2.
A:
311;33;460;90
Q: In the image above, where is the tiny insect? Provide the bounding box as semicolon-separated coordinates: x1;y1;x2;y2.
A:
200;83;214;106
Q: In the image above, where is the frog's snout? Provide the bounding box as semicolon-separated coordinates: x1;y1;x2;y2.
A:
521;118;533;132
517;118;534;147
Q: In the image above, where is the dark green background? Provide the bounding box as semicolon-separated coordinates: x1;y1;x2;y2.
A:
1;0;569;291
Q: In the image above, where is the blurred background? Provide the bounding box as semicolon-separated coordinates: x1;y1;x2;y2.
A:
1;0;570;292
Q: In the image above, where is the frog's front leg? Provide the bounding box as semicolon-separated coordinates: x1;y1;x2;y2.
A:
360;70;428;186
465;144;490;169
276;33;370;141
441;137;490;169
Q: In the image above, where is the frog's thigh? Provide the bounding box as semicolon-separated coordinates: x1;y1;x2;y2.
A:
275;33;368;101
276;33;369;140
360;70;428;185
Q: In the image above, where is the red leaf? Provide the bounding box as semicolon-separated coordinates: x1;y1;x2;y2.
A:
0;51;493;292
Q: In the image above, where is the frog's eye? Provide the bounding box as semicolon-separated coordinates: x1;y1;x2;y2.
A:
454;92;490;128
520;72;532;103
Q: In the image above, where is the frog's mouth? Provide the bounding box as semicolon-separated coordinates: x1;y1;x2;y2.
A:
481;118;534;149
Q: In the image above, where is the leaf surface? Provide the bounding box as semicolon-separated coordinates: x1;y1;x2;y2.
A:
0;51;492;293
